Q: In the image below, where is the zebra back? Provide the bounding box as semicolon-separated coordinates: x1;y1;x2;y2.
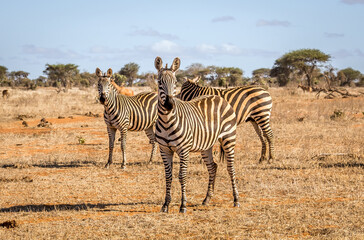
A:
115;92;158;131
180;79;272;125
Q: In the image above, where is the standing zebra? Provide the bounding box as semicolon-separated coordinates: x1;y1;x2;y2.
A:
180;76;275;163
96;68;158;168
154;57;239;213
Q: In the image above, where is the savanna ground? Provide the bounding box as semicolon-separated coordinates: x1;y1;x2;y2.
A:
0;86;363;239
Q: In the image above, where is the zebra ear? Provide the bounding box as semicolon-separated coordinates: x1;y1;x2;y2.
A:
191;76;200;83
96;68;102;77
171;57;180;72
155;57;163;71
107;68;113;77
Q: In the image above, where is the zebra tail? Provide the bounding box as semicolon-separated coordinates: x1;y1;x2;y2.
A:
219;144;225;162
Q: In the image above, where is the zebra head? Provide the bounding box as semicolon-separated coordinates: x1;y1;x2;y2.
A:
96;67;113;105
154;57;180;111
180;76;201;101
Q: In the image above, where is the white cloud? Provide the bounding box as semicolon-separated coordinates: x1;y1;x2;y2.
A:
129;28;179;40
89;45;123;54
151;40;181;54
22;44;85;59
341;0;364;4
212;16;235;23
324;32;345;38
332;49;364;58
256;19;291;27
221;43;242;55
196;44;218;54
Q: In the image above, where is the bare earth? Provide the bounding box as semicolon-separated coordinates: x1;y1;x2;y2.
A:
0;87;363;239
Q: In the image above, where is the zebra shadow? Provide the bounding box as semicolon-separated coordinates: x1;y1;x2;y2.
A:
0;160;98;169
0;201;159;213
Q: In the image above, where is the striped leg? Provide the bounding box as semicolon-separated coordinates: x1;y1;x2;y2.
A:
178;149;190;213
250;120;268;163
120;128;127;169
202;148;218;206
105;127;117;168
160;145;174;213
145;126;157;163
262;125;274;163
221;143;239;207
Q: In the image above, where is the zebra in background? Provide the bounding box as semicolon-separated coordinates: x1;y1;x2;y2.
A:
96;68;158;169
180;76;275;163
154;57;239;213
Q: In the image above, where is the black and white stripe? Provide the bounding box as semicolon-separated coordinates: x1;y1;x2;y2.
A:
180;77;275;163
96;68;158;169
154;57;239;213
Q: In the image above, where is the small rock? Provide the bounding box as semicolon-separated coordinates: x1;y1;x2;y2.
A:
0;220;17;228
22;121;28;127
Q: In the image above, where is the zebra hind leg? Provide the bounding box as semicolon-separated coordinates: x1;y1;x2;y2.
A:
145;127;157;163
105;127;117;168
221;141;239;207
262;126;274;164
201;148;218;206
120;129;127;169
250;120;268;163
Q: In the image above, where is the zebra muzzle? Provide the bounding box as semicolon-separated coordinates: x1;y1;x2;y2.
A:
99;94;106;104
164;95;174;111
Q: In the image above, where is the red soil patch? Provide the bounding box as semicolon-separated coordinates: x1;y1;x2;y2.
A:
0;116;99;134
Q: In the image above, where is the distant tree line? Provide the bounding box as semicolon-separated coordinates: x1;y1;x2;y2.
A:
1;48;363;90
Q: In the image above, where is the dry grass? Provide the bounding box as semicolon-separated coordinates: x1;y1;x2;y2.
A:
0;87;363;239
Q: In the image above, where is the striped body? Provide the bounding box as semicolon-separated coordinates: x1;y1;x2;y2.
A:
96;68;158;168
180;79;275;163
154;57;239;213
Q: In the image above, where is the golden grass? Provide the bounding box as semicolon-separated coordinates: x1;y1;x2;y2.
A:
0;87;363;239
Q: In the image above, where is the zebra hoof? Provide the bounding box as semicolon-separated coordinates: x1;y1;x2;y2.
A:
234;202;240;208
161;205;169;213
202;197;210;206
121;165;126;169
258;157;268;164
179;207;187;213
104;163;110;169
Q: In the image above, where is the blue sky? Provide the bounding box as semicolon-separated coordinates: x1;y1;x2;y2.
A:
1;0;364;78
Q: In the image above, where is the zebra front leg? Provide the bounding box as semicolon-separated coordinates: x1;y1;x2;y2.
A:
105;127;117;168
223;147;240;207
120;129;127;169
201;148;218;206
178;150;190;213
145;126;157;163
250;120;268;163
159;145;174;213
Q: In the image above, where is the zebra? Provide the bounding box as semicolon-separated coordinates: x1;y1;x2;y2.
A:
180;76;275;163
96;67;158;169
154;57;239;213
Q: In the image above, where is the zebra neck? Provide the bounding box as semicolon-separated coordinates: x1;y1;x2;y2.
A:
103;85;119;112
157;101;177;123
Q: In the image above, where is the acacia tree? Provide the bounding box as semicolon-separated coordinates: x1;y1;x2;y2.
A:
337;67;362;86
271;49;331;88
252;68;271;86
43;64;79;89
0;66;9;86
119;62;140;86
8;71;30;87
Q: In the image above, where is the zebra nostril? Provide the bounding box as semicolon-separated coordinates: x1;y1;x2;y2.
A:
99;94;106;104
